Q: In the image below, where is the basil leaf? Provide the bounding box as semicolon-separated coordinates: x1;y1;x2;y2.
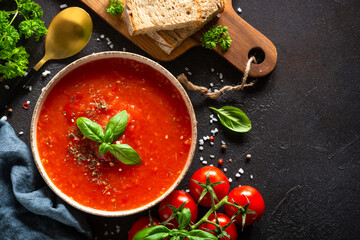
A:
209;106;251;133
177;207;192;230
110;144;142;166
99;142;111;156
76;117;104;143
104;110;128;143
133;225;170;240
187;229;218;240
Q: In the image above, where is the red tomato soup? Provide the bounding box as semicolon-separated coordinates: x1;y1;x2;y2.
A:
36;58;192;211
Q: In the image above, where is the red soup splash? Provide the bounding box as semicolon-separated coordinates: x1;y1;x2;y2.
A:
36;58;192;211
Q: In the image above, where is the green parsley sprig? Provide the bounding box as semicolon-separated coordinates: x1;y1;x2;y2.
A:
201;25;232;51
106;0;124;16
0;0;47;79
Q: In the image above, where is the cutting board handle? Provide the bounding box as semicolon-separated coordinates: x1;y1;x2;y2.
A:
215;0;278;78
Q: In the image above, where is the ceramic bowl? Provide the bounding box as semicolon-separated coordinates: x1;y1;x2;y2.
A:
30;51;197;216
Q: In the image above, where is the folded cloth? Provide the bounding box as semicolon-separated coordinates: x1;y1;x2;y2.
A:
0;121;92;240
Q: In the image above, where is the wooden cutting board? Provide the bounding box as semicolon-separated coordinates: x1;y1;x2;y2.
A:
80;0;277;78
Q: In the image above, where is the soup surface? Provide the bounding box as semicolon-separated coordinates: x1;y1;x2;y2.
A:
36;58;192;211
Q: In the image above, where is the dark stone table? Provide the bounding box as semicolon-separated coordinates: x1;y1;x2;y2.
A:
1;0;359;239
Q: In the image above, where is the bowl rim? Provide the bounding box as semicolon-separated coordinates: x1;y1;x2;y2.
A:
30;51;197;217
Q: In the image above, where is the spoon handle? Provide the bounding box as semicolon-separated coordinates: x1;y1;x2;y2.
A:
0;68;36;111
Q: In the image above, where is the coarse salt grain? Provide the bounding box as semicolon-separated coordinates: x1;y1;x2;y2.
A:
185;189;190;193
199;146;204;151
210;155;215;158
202;160;208;165
109;44;114;49
1;116;7;121
41;87;45;92
229;178;233;183
96;38;100;41
100;34;105;38
199;139;204;145
105;37;110;42
187;72;192;76
199;156;204;161
250;175;254;179
237;7;242;13
210;142;214;146
221;140;226;145
26;101;30;104
219;73;223;79
211;68;215;72
239;168;244;174
19;131;24;135
235;173;241;178
122;47;127;51
210;119;213;124
210;83;214;87
223;168;227;172
42;70;51;77
184;67;189;71
4;85;10;90
60;4;68;9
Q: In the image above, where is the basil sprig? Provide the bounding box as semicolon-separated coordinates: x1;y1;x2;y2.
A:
209;106;251;133
76;111;142;166
133;220;218;240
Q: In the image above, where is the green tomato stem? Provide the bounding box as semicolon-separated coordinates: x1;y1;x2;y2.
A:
191;196;229;230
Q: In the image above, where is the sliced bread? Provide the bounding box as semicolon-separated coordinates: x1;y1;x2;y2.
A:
125;0;202;36
147;0;225;54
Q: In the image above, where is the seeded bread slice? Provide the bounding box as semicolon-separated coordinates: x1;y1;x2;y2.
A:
147;0;225;54
125;0;202;36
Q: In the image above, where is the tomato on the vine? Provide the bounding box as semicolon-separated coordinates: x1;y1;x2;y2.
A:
199;213;237;240
158;190;198;228
224;186;265;226
128;216;160;240
189;166;230;207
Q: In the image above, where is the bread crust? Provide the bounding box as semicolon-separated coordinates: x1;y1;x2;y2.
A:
125;0;203;36
148;0;226;54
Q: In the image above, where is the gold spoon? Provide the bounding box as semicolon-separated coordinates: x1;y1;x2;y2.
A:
0;7;92;110
34;7;93;71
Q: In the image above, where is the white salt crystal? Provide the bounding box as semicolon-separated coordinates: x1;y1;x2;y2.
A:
235;173;241;178
202;160;208;165
239;168;244;174
60;4;68;9
4;85;10;90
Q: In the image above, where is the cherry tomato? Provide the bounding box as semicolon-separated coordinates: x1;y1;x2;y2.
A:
189;166;230;207
224;186;265;226
128;216;160;240
199;213;237;240
158;190;198;228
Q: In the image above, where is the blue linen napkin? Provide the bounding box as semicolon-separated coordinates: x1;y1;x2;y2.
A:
0;121;92;240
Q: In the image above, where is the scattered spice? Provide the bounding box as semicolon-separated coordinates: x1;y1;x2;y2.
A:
8;108;13;113
246;154;252;160
22;102;29;110
221;144;227;150
209;136;215;142
218;159;223;165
